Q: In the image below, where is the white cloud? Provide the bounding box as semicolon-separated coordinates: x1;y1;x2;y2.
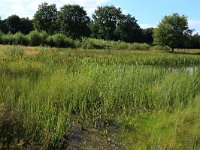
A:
188;19;200;34
188;19;200;26
139;24;156;29
0;0;110;18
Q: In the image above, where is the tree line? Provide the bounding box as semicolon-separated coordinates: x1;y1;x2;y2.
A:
0;2;200;49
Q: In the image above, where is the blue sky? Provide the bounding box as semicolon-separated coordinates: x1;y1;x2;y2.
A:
0;0;200;33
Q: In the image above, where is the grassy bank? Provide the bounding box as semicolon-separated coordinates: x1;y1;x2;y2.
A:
0;45;200;149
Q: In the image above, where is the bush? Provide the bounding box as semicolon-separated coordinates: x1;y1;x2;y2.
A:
0;32;151;51
1;34;15;45
28;31;42;46
47;34;74;48
13;32;29;45
73;40;81;48
40;31;48;46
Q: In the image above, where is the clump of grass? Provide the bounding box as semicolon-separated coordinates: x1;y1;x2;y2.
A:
152;45;172;51
3;46;24;59
6;60;45;77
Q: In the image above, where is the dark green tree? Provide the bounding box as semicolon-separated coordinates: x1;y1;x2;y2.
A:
58;4;90;38
0;19;9;33
20;18;33;34
115;14;142;42
34;2;57;34
142;28;154;44
91;5;122;40
186;33;200;48
154;13;192;52
6;15;21;34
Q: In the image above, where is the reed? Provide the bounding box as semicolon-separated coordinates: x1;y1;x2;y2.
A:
0;45;200;149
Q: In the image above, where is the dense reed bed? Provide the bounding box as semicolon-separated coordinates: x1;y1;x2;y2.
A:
0;45;200;149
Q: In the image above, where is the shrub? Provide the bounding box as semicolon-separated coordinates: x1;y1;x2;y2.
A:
73;40;81;48
13;32;29;46
40;31;48;46
47;34;74;48
1;34;15;45
28;31;42;46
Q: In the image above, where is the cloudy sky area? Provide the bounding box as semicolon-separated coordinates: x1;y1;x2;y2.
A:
0;0;200;33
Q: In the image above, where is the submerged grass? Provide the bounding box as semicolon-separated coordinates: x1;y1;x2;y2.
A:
0;45;200;149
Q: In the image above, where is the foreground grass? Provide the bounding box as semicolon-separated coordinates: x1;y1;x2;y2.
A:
0;45;200;149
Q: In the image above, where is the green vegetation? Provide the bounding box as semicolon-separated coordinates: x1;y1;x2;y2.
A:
154;13;191;51
0;32;151;50
1;3;200;49
0;45;200;149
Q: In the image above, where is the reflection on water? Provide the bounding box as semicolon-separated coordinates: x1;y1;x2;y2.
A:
168;66;199;74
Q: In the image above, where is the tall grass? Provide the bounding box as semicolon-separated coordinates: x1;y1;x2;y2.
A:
0;45;200;149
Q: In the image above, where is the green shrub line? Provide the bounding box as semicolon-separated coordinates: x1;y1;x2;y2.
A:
0;31;155;51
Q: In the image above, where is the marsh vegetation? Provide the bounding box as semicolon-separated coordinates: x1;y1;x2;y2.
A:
0;45;200;149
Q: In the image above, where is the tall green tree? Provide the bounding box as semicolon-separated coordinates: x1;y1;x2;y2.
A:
34;2;57;34
91;5;122;40
91;5;142;42
154;13;192;51
58;4;90;38
142;28;154;44
115;14;142;42
186;33;200;48
20;18;33;34
0;19;8;33
6;15;21;34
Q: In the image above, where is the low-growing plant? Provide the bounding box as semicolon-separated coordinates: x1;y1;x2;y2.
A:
6;60;45;77
0;102;25;149
128;43;151;51
3;46;24;59
152;45;172;51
